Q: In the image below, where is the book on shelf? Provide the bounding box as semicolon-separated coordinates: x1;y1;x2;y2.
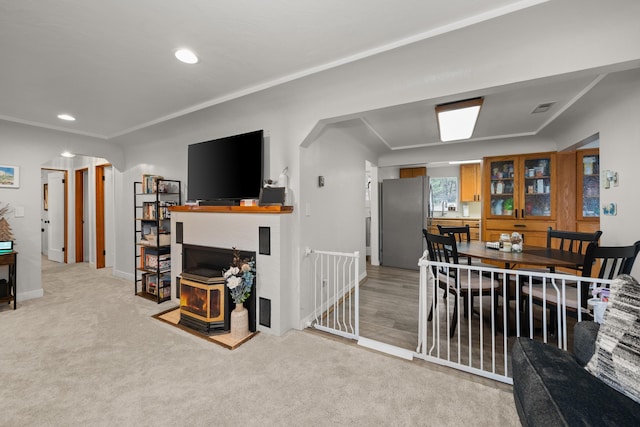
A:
143;273;171;297
138;223;171;246
144;247;171;270
143;273;157;295
142;174;164;194
159;201;177;219
141;201;176;220
142;202;156;220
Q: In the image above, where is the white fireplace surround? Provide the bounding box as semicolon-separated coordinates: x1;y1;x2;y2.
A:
171;209;294;336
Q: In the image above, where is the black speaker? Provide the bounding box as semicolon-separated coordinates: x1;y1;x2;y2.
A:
259;297;271;328
259;226;270;255
176;222;183;244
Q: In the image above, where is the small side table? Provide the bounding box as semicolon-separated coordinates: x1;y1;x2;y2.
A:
0;251;17;310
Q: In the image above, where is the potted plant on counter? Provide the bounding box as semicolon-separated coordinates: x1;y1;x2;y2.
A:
503;198;514;216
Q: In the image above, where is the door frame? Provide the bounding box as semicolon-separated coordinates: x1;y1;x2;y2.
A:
74;168;88;263
95;164;115;269
95;164;108;268
41;168;68;264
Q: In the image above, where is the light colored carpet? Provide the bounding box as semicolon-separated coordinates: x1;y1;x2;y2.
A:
0;259;519;426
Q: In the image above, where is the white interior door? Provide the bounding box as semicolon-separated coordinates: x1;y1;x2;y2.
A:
48;171;65;263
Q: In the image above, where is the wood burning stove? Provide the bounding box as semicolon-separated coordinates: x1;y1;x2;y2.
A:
179;244;256;334
179;276;227;333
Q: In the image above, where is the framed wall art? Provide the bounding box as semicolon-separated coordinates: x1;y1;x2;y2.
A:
0;165;19;188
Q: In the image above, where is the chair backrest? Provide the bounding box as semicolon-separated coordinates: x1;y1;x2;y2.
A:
547;227;602;254
423;230;460;274
437;224;471;243
580;240;640;307
546;227;602;272
582;241;640;279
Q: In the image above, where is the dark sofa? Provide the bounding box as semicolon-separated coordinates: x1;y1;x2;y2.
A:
512;321;640;426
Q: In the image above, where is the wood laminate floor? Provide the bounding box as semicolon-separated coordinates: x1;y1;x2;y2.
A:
355;263;577;376
359;263;421;350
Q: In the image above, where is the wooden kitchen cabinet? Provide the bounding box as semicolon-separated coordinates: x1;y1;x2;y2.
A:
484;152;556;220
460;163;481;202
483;219;554;247
482;152;557;245
428;218;480;240
399;167;426;178
576;148;600;222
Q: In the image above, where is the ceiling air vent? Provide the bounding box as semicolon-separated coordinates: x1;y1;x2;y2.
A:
532;102;556;114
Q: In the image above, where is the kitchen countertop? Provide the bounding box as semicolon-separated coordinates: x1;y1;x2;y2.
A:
430;216;481;220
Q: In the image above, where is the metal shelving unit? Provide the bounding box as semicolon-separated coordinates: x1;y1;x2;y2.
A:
134;177;181;303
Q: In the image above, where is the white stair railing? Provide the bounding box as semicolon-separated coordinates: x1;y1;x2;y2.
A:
417;253;612;384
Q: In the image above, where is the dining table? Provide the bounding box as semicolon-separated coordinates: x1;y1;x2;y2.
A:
455;241;587;271
454;241;588;335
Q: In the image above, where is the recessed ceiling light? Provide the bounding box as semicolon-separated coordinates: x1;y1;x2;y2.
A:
175;48;198;64
61;151;76;158
57;113;76;121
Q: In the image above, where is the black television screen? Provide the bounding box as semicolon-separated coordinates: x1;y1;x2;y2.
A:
188;130;264;202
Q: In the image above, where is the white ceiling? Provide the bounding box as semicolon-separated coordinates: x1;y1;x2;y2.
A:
0;0;607;149
354;73;604;150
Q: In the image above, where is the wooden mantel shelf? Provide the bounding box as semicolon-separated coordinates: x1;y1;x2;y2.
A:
170;205;294;214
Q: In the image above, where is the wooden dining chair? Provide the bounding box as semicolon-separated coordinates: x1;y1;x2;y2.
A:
546;228;603;273
522;240;640;328
423;230;500;337
520;227;602;277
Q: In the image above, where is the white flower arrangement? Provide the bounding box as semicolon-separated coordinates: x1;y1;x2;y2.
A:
223;248;256;304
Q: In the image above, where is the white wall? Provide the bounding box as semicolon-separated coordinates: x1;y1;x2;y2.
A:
300;127;376;253
542;68;640;277
297;124;380;324
0;122;122;300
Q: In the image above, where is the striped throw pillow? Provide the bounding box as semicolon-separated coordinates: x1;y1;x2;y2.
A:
586;274;640;404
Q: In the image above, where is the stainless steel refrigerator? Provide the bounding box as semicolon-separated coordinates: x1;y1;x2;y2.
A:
381;176;431;270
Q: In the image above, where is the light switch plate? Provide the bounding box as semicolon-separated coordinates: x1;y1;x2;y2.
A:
14;206;25;217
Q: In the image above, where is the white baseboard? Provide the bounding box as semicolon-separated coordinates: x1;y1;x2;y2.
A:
113;268;134;281
357;337;414;360
17;288;45;302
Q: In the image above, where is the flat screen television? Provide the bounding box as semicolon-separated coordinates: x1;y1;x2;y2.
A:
188;130;264;203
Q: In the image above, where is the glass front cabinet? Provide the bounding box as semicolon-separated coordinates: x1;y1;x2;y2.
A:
485;152;556;220
577;148;600;221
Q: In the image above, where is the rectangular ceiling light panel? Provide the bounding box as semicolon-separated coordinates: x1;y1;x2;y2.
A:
435;97;483;142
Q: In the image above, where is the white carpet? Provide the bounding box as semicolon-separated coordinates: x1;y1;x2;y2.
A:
0;260;519;426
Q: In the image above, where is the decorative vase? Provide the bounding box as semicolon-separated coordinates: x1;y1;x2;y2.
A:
230;302;249;340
